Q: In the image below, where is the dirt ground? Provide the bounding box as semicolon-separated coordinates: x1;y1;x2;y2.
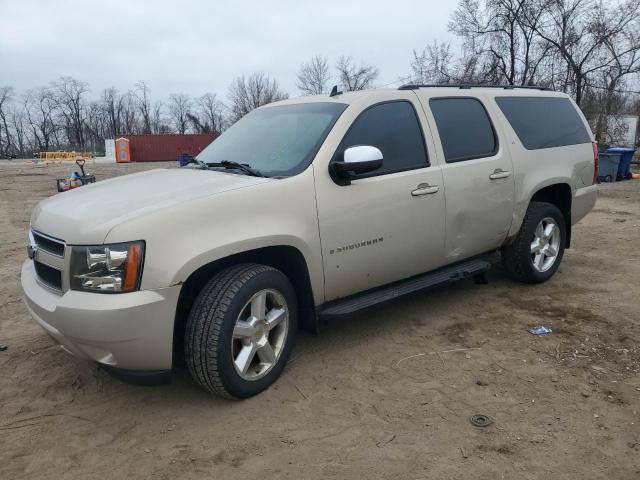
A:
0;159;639;479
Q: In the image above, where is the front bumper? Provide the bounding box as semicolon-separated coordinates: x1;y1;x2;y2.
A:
21;260;180;372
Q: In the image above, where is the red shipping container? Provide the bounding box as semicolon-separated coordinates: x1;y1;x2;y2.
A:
125;134;219;162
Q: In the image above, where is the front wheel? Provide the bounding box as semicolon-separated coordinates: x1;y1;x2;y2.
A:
501;201;566;284
185;264;297;399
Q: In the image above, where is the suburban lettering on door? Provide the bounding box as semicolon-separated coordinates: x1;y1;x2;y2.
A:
329;237;384;255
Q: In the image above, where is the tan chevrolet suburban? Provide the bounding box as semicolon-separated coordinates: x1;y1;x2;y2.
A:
22;85;598;399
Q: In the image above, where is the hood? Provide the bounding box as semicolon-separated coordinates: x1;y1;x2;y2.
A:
31;168;271;244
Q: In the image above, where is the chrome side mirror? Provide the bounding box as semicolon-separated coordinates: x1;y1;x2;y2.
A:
331;145;383;182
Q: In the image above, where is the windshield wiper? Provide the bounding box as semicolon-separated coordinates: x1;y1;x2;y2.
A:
205;160;265;177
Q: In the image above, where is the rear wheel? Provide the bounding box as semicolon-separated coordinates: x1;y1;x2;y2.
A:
185;264;297;399
502;201;566;283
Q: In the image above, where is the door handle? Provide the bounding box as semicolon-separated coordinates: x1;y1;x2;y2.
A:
489;168;511;180
411;183;439;196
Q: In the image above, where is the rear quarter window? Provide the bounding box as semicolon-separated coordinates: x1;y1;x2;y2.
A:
495;96;591;150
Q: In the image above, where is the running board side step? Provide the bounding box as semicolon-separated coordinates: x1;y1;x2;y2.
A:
319;258;491;319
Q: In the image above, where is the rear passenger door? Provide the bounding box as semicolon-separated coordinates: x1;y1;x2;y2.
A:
420;94;515;261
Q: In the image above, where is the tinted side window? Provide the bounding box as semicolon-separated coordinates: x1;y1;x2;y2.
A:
495;96;591;149
429;98;497;163
339;101;428;175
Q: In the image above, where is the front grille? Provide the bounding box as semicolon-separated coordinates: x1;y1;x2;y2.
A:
32;230;65;256
34;261;63;290
30;230;66;291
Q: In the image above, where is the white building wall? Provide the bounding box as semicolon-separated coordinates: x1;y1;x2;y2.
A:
97;139;116;163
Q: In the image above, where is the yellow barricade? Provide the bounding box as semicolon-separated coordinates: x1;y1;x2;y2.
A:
39;151;94;162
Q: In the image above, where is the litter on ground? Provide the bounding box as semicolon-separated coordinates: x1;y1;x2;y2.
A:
529;326;553;335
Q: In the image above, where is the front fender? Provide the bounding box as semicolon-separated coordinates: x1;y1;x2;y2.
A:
105;168;325;304
172;234;322;303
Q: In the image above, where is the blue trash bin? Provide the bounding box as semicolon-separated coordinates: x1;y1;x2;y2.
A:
597;153;621;182
605;147;636;180
177;153;194;167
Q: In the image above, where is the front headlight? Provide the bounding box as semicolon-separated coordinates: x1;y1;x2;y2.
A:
70;241;144;293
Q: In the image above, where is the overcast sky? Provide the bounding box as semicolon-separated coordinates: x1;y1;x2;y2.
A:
0;0;456;100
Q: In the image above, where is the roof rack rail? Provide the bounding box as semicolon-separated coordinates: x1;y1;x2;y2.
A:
398;83;552;91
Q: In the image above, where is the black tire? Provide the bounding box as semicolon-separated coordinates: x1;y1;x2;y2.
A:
185;263;297;399
501;201;566;284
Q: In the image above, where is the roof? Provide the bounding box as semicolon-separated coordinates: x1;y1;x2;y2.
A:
268;85;569;109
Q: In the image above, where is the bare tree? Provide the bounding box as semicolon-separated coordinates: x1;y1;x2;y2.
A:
168;93;192;134
410;41;454;84
23;87;58;152
0;80;229;154
100;87;124;138
54;76;89;148
0;86;14;156
84;100;107;151
587;26;640;142
187;112;206;133
197;93;225;132
296;55;331;94
335;56;379;91
531;0;640;106
121;91;139;135
452;51;482;84
151;100;168;133
9;106;27;157
228;73;288;122
450;0;548;86
410;49;430;85
134;80;153;133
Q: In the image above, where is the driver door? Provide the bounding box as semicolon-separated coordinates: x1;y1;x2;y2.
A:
314;96;447;302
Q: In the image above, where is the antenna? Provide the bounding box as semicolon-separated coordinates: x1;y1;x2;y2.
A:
329;85;343;97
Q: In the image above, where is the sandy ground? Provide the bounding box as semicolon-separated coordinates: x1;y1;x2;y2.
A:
0;159;639;479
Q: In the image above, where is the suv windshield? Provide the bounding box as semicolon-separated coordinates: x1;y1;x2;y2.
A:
197;102;347;177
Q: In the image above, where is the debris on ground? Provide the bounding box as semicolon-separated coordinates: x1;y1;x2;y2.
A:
529;326;553;335
375;435;396;448
470;414;493;427
0;344;7;351
476;379;489;386
531;434;545;443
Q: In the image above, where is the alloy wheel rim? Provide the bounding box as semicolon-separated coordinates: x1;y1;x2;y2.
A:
530;217;561;273
231;289;289;381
